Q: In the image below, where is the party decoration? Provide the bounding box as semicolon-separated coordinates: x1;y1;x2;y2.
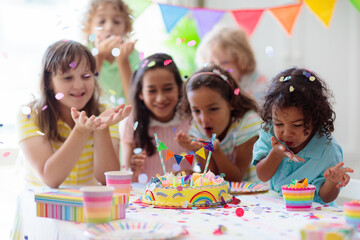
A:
192;8;225;38
184;154;194;165
174;155;183;165
158;4;189;32
156;141;168;151
154;133;166;175
124;0;152;18
289;86;295;92
235;207;245;217
166;149;174;161
195;148;206;159
69;61;77;68
231;9;264;36
269;3;302;35
133;121;138;131
234;88;240;95
304;0;337;27
349;0;360;13
55;93;64;100
111;48;120;57
164;59;172;65
203;134;216;173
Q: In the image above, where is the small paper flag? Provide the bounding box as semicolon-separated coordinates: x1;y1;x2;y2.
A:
166;149;175;161
204;142;214;153
196;148;206;159
174;155;183;164
349;0;360;13
269;3;302;35
158;4;189;32
157;141;168;151
231;9;264;36
184;155;194;165
304;0;337;27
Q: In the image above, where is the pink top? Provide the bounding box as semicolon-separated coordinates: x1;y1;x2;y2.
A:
120;114;193;179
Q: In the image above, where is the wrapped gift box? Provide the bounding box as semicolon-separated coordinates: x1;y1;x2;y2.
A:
35;189;127;222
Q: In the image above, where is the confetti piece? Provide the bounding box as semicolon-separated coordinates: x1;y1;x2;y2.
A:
91;48;99;56
265;46;274;57
181;38;186;43
284;76;291;81
2;152;10;158
55;93;64;100
139;52;144;60
303;71;311;78
289;86;295;92
164;59;172;66
172;163;180;172
138;173;148;184
177;186;183;191
36;131;45;136
133;148;142;155
21;106;31;115
235;207;244;217
2;51;8;59
147;61;156;68
89;33;96;42
27;114;31;119
234;88;240;95
133;121;138;131
182;201;189;208
309;76;315;81
117;97;125;105
109;89;116;95
148;183;156;191
175;38;182;45
228;69;233;73
110;95;116;103
94;26;103;30
111;48;120;57
172;127;176;132
213;228;223;235
253;206;263;215
279;76;284;82
187;40;196;47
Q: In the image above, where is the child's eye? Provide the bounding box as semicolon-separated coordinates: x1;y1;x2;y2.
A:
210;108;218;112
114;20;122;25
164;87;173;92
63;76;72;80
273;122;283;127
293;124;303;128
148;90;156;93
82;74;91;79
192;109;200;114
97;20;105;25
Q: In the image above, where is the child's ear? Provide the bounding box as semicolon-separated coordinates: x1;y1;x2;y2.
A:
138;92;144;100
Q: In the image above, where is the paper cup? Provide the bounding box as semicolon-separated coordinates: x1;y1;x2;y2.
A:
344;201;360;228
281;185;316;211
105;171;132;195
81;186;114;224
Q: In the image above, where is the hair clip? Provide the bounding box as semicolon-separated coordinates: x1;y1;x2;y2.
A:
212;69;228;82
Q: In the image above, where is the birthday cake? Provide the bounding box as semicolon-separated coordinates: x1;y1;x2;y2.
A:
142;171;232;208
281;178;316;211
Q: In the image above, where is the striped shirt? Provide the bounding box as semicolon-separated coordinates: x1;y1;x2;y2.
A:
188;110;262;181
16;105;120;188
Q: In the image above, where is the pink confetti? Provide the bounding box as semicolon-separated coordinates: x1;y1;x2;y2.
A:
234;88;240;95
139;52;144;60
235;207;244;217
2;52;8;59
177;186;183;191
228;69;233;73
42;105;48;111
164;59;173;66
187;40;196;47
55;93;64;100
2;152;10;158
69;61;77;68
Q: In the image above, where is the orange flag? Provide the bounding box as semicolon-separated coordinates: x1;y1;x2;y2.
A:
304;0;337;27
269;3;302;35
166;149;174;161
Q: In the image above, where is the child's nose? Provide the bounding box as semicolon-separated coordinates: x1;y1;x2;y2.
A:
200;112;210;124
156;92;166;102
282;126;293;137
73;78;84;88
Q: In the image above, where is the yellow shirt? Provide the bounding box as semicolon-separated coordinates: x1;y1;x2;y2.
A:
16;105;120;187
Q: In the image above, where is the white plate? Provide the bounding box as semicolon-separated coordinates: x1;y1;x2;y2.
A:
84;220;184;240
230;182;269;194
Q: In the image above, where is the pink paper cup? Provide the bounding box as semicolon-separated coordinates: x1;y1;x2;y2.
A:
344;201;360;228
81;186;114;224
104;171;132;195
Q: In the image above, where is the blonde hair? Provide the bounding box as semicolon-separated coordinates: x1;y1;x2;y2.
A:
196;26;256;75
82;0;133;40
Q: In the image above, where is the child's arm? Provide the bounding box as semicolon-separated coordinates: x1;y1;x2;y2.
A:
319;162;354;203
120;142;145;182
19;110;103;188
211;136;258;182
255;136;305;182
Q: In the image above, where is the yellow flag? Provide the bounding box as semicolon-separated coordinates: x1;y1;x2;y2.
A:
196;148;206;159
304;0;337;27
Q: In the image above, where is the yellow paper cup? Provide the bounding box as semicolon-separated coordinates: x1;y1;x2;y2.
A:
81;186;114;224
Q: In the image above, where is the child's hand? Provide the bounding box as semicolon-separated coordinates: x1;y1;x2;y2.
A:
95;35;123;59
116;40;137;62
131;151;146;175
270;137;305;162
324;162;354;188
175;131;204;151
98;104;132;127
71;108;105;131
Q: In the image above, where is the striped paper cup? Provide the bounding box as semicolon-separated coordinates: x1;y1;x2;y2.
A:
281;185;316;211
105;171;132;195
344;201;360;228
81;186;114;224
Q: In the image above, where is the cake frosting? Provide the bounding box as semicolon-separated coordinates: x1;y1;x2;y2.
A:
281;178;316;211
142;171;232;208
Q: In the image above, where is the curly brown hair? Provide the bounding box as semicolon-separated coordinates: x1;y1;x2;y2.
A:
179;64;258;120
261;67;335;140
82;0;133;40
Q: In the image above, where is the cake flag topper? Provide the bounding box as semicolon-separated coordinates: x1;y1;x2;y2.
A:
154;133;166;175
203;133;216;173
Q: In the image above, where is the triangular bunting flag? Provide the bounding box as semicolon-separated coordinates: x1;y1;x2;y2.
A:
157;141;168;151
204;142;214;153
166;149;174;161
349;0;360;13
158;4;189;32
269;3;302;35
174;155;183;164
184;154;194;165
195;148;206;159
192;8;225;38
124;0;152;18
304;0;337;27
231;9;264;36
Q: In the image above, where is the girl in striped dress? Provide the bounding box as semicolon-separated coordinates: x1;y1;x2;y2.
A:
176;65;262;182
11;40;131;239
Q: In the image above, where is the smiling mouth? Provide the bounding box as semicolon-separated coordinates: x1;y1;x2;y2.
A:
70;93;85;97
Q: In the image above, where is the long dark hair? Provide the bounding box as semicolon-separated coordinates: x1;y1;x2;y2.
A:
32;40;100;142
180;64;258;120
130;53;183;156
261;67;335;140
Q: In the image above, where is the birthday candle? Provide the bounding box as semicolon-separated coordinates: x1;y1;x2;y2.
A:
181;176;184;186
200;177;203;186
190;177;193;187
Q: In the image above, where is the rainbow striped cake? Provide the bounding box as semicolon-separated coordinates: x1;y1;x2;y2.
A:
344;200;360;228
281;178;316;211
142;171;232;208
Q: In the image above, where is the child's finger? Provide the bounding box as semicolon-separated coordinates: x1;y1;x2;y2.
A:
342;167;354;173
342;174;350;187
334;162;344;169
